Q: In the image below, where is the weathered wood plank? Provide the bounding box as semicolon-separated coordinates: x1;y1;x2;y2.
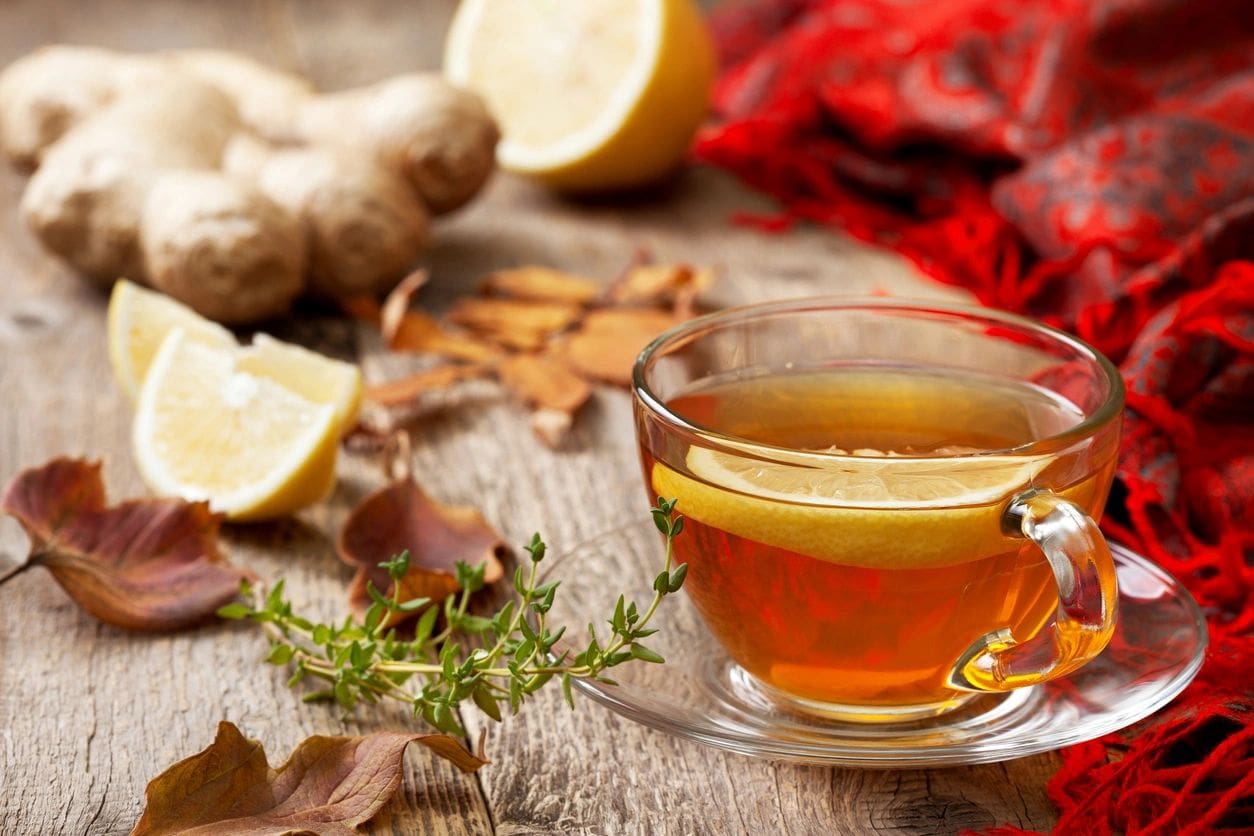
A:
0;2;494;833
430;174;1060;836
0;1;1062;833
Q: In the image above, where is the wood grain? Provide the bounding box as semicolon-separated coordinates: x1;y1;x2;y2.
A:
0;1;1060;833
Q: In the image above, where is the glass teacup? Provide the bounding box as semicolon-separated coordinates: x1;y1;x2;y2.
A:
632;299;1124;721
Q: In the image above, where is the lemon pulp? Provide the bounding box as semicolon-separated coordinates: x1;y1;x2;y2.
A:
108;279;235;401
444;0;714;191
133;329;340;521
652;447;1056;570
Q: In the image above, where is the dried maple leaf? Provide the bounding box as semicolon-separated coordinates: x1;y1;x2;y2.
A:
496;354;592;448
0;458;251;631
480;265;601;305
130;720;486;836
338;436;504;624
447;297;583;351
556;307;683;386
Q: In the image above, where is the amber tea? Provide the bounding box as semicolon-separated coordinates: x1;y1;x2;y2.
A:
641;366;1119;716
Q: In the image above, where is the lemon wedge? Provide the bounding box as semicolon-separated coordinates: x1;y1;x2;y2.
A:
237;333;363;430
133;329;340;521
108;279;235;401
444;0;714;191
653;447;1055;569
109;280;362;434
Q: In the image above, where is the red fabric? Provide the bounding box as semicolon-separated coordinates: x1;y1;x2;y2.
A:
696;1;1254;832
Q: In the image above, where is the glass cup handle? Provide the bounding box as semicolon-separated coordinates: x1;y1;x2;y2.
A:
950;488;1119;692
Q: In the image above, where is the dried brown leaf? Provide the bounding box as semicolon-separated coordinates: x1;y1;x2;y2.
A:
480;265;601;305
338;446;505;624
0;458;251;631
556;308;683;386
130;720;487;836
365;363;492;407
447;297;582;351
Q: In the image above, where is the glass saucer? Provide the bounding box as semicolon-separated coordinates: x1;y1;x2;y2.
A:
545;519;1207;768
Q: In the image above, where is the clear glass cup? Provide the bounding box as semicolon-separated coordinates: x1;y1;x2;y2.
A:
632;298;1125;721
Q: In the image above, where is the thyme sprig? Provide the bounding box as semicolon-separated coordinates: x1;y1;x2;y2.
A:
219;498;685;734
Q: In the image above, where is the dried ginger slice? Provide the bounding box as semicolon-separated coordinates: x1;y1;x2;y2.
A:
555;307;681;386
496;353;591;447
448;297;583;351
480;265;601;305
364;364;491;407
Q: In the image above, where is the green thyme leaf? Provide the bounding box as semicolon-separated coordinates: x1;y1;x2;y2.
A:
265;644;295;665
217;603;251;620
237;498;686;737
630;644;665;664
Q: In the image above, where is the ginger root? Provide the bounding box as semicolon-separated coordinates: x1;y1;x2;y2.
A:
21;74;242;284
142;171;305;324
0;45;164;169
294;74;499;215
224;136;430;299
0;46;498;323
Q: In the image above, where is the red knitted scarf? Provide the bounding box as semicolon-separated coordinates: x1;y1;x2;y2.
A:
695;1;1254;832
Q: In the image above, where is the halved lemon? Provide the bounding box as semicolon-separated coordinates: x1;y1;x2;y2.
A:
652;447;1055;569
109;280;362;434
108;279;235;401
237;333;363;430
444;0;714;191
133;329;340;521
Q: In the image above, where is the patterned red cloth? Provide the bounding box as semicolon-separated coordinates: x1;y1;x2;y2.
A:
696;1;1254;832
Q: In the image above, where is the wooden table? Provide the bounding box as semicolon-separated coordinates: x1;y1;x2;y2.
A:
0;1;1061;832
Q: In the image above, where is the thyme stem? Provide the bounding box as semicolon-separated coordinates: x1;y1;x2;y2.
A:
220;498;686;733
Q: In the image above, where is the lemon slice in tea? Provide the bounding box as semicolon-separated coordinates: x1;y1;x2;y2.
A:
652;447;1054;569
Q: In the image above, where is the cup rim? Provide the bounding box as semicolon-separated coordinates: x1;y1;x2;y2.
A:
632;296;1126;461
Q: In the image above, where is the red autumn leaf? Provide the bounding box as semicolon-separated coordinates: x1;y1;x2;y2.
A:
130;720;487;836
0;458;251;631
337;438;504;624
